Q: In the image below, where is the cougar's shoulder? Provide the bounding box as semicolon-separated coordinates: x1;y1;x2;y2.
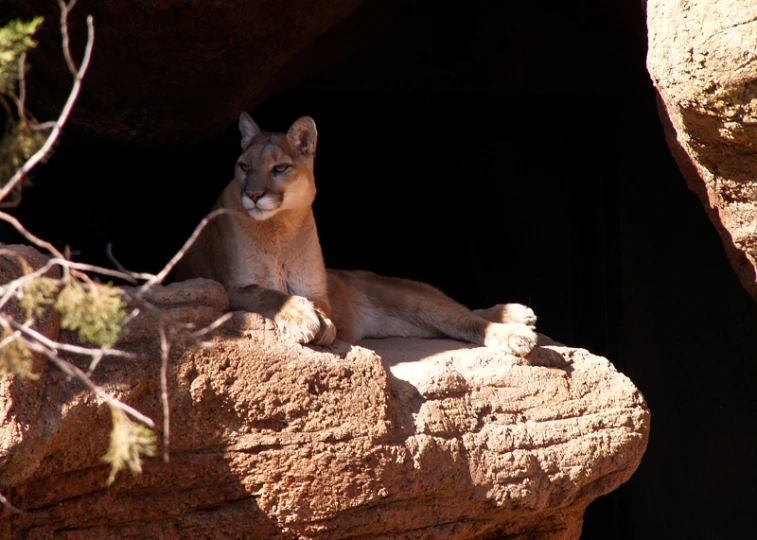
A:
177;113;325;297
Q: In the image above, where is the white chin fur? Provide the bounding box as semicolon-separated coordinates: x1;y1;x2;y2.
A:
241;194;279;211
256;197;279;211
248;207;277;221
241;193;281;221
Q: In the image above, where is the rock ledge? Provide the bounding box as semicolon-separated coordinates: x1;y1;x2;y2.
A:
0;275;649;540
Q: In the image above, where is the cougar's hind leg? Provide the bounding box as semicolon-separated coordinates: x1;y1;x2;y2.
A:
342;270;482;342
327;269;439;342
334;270;537;356
325;270;365;343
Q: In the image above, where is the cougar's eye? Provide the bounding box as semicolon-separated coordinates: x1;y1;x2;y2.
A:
272;164;290;174
238;162;250;172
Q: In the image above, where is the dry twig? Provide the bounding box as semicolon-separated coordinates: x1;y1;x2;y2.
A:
140;208;239;293
159;323;170;463
0;8;94;206
0;491;30;516
0;0;238;508
16;53;27;120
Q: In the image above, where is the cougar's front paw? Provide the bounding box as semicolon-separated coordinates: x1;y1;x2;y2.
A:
485;322;538;357
274;296;323;345
500;303;537;328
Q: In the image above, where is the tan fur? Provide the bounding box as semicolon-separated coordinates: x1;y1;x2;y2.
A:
177;114;538;356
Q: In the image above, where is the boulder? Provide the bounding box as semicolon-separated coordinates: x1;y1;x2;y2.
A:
647;0;757;301
120;278;229;344
0;276;649;539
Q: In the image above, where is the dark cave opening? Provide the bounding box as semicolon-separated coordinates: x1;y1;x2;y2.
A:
3;0;757;538
4;91;616;348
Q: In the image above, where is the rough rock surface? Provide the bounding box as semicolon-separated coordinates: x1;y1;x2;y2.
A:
0;277;649;539
2;0;366;145
647;0;757;301
120;278;230;344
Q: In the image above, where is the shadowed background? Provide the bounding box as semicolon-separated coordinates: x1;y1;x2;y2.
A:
2;1;756;538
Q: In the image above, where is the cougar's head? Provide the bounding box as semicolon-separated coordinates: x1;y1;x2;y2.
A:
234;113;318;221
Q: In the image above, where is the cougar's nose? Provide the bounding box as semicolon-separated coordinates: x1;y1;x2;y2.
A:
246;190;265;202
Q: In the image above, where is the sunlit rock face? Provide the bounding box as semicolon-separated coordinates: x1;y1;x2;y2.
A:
0;264;648;540
647;0;757;301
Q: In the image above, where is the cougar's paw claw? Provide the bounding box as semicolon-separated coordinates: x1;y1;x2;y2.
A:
274;296;322;345
313;310;337;346
485;322;538;357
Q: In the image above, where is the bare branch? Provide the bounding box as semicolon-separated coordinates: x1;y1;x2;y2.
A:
106;243;157;283
86;349;104;376
0;255;144;315
0;326;24;350
0;260;57;313
0;193;22;209
189;312;233;340
30;121;57;131
0;230;235;481
121;306;141;327
0;491;30;516
0;94;13;122
140;208;239;293
0;254;149;288
122;288;232;349
58;0;79;77
121;291;190;329
159;323;170;463
0;3;242;475
22;337;154;428
16;53;27;121
0;2;233;485
0;218;141;285
0;13;95;205
9;320;135;359
53;258;147;283
0;211;65;259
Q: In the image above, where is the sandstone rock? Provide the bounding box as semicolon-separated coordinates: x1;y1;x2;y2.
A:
647;0;757;301
0;278;649;539
0;245;61;501
119;278;229;344
2;0;366;145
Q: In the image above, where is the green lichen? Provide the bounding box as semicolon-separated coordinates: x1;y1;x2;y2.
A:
0;329;36;379
0;17;43;94
21;276;59;318
102;406;157;485
55;281;127;347
0;17;47;200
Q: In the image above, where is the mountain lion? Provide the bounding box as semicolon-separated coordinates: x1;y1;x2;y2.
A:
176;113;538;356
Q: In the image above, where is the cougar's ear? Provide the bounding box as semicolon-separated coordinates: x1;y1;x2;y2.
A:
287;116;317;156
239;112;261;149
